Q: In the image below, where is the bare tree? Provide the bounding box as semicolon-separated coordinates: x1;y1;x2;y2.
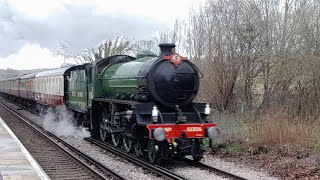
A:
132;40;159;54
100;36;133;59
61;36;134;63
185;0;320;117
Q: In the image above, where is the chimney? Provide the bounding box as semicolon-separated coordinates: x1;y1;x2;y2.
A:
159;43;176;56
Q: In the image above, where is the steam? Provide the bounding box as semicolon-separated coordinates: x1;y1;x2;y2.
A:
41;105;90;139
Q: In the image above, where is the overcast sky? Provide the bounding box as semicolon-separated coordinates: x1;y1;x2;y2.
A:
0;0;203;70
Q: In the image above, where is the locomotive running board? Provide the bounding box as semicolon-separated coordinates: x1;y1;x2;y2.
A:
93;98;139;106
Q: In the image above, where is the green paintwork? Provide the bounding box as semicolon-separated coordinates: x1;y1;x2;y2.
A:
92;62;104;98
101;55;156;99
136;50;157;59
68;69;88;110
88;84;93;107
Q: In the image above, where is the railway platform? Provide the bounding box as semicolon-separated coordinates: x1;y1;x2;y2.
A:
0;117;49;180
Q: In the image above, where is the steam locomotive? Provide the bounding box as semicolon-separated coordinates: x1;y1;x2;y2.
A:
0;43;219;163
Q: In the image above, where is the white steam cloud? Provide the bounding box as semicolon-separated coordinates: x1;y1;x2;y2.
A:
42;105;90;139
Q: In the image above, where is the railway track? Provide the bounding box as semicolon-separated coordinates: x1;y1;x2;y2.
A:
0;101;124;180
184;158;247;180
85;137;186;180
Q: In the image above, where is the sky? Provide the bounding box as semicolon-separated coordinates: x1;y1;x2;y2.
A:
0;0;203;70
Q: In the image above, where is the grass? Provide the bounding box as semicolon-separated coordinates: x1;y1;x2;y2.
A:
223;143;247;154
251;113;316;146
211;112;254;142
314;143;320;152
210;111;320;152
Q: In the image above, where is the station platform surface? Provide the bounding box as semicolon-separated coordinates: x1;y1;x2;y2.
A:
0;117;50;180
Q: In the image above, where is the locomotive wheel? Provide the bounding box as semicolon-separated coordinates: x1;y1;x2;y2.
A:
148;139;158;164
111;126;121;147
107;103;121;147
133;140;143;157
99;109;110;141
122;135;133;152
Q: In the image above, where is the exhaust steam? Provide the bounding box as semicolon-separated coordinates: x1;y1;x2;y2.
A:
41;105;90;139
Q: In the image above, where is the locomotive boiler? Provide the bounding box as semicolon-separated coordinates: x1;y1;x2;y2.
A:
101;43;199;107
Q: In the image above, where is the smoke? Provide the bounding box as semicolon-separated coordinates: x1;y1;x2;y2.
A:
41;105;90;139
